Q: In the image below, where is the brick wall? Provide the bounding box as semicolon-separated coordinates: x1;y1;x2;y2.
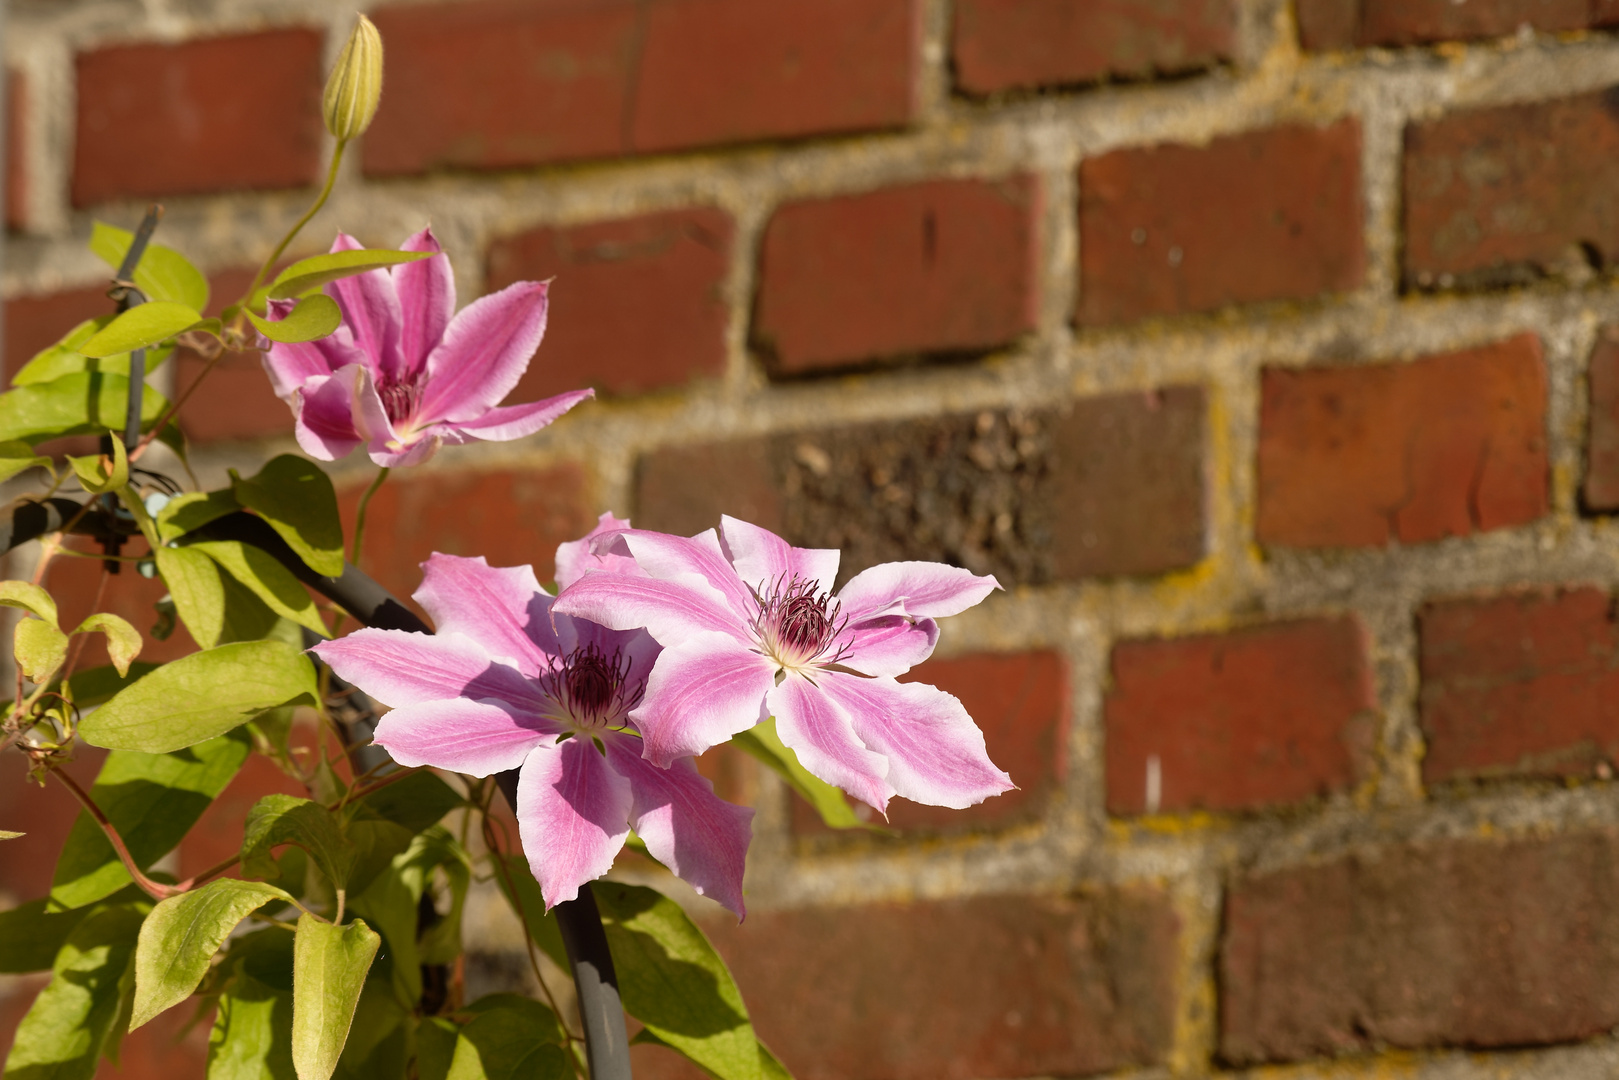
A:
13;2;1619;1078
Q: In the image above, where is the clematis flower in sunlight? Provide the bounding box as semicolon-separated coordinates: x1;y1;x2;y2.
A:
311;545;752;915
551;516;1015;817
263;228;593;467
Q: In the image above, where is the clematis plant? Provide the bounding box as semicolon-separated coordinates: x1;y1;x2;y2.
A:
264;228;593;468
313;541;753;915
552;516;1014;816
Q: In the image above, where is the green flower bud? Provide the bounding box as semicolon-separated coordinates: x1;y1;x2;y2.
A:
323;14;383;143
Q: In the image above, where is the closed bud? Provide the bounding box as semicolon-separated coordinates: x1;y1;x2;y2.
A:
323;14;383;142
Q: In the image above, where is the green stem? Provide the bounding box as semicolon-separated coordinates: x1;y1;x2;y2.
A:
349;466;390;568
239;140;348;310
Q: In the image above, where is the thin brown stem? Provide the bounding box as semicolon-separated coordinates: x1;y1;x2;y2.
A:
51;766;176;900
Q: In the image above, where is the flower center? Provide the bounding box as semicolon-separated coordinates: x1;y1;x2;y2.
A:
377;372;428;427
751;575;848;671
543;643;644;731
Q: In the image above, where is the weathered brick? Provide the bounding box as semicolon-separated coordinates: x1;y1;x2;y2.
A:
1419;586;1619;782
1221;830;1619;1064
365;0;920;176
793;649;1069;834
1586;326;1619;509
7;69;26;231
635;388;1206;585
1078;120;1364;325
1105;617;1375;815
74;29;323;206
952;0;1237;94
1405;88;1619;289
1298;0;1619;51
486;208;733;400
753;176;1042;375
338;465;596;608
1256;334;1548;549
695;887;1179;1080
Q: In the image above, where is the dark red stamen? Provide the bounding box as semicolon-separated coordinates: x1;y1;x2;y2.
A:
750;575;849;666
377;372;427;424
543;642;645;727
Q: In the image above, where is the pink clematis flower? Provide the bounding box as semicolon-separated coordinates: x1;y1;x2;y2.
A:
551;516;1015;816
311;534;752;915
263;227;593;467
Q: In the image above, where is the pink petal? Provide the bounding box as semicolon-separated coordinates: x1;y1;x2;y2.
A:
291;370;363;461
326;233;405;382
835;561;1001;623
372;696;557;776
517;737;632;910
262;315;364;400
394;226;454;379
605;737;752;917
768;671;892;814
841;616;940;678
555;513;640;591
718;516;839;596
555;619;661;688
619;529;756;623
630;630;776;767
419;281;549;424
552;571;749;645
439;389;592;443
821;671;1013;810
311;628;545;713
365;433;442;468
414;554;561;677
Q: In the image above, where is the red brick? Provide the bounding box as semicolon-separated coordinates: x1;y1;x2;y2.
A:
177;750;308;882
1405;88;1619;289
1256;334;1548;549
73;29;323;206
7;70;26;231
1587;326;1619;509
338;465;597;611
636;390;1206;585
486;208;733;400
1078;120;1364;325
4;285;111;380
1105;617;1375;815
0;746;106;902
1221;830;1619;1064
1298;0;1619;51
753;176;1042;375
1418;586;1619;782
952;0;1236;94
697;889;1179;1080
364;0;920;177
793;649;1068;835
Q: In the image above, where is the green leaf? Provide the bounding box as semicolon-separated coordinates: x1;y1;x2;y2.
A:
733;718;872;831
155;545;226;647
14;618;69;682
417;1018;460;1080
343;772;465;897
267;250;432;302
13;318;109;384
80;301;204;358
445;998;570;1080
132;879;294;1030
347;861;421;1008
291;914;380;1080
78;640;318;753
0;581;58;626
242;795;356;894
156;488;241;543
491;856;566;969
208;971;297;1080
0;899;93;973
188;539;329;637
0;372;169;446
0;439;54;483
594;881;761;1080
1;904;143;1080
65;434;128;495
330;978;410;1080
404;828;471;965
58;662;158;709
91;220;211;312
71;613;142;677
246;296;342;345
218;572;284;646
231;455;345;578
50;734;251;910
